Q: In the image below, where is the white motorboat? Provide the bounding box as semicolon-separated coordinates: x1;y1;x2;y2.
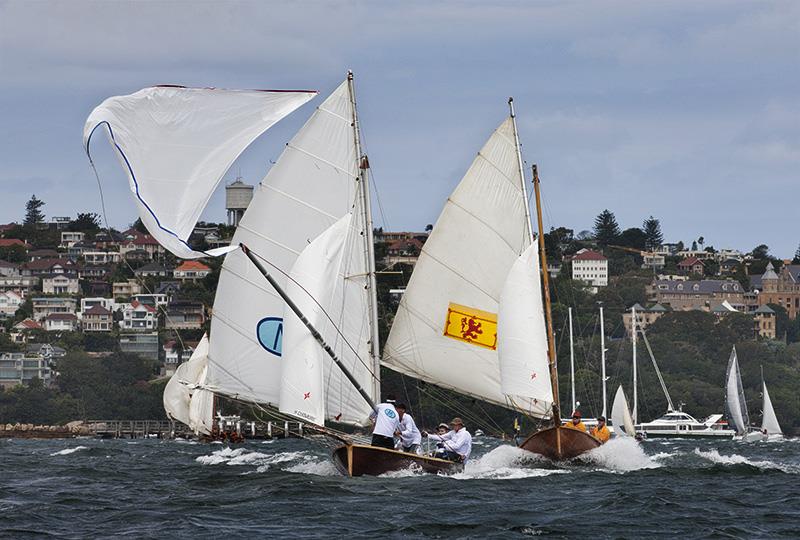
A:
636;410;735;439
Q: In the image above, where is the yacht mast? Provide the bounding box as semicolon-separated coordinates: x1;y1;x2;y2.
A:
508;98;534;242
631;305;638;424
347;71;382;402
600;304;607;418
532;164;560;425
569;307;576;413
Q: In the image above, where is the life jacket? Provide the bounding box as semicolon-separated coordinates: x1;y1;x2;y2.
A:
591;425;610;443
565;421;586;432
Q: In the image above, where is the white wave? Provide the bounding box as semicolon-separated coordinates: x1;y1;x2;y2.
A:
584;437;660;472
693;448;797;473
196;446;248;465
50;446;88;456
285;458;338;477
454;445;569;480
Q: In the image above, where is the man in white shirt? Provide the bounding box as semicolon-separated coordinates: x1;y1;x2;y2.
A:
369;394;400;450
424;417;472;463
394;403;422;454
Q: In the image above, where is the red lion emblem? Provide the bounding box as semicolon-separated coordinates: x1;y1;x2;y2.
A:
460;316;483;341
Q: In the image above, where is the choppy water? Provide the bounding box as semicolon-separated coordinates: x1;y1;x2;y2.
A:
2;435;799;538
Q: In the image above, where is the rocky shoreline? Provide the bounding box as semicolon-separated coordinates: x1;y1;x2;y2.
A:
0;421;91;439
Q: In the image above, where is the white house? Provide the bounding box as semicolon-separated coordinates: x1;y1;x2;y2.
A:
83;251;121;265
45;312;78;332
0;290;24;317
42;273;80;295
131;293;168;309
80;297;116;317
119;300;158;331
59;231;85;248
173;261;211;281
571;249;609;290
32;297;77;321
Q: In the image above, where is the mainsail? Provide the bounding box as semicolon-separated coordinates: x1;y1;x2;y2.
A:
163;335;213;435
207;79;377;425
83;86;315;259
761;382;782;436
611;385;636;437
724;347;750;435
383;116;540;412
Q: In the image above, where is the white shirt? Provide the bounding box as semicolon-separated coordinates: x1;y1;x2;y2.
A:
370;402;400;438
427;428;472;461
397;413;422;447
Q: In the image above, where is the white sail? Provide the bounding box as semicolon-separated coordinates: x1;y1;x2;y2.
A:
497;244;552;416
383;117;533;411
279;216;351;425
163;334;211;434
83;86;315;259
188;365;215;436
207;80;375;415
761;382;782;436
611;385;636;437
724;347;748;435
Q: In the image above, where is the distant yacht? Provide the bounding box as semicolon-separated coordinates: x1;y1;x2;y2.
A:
635;410;735;439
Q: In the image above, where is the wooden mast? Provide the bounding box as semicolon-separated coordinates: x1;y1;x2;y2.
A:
532;164;561;426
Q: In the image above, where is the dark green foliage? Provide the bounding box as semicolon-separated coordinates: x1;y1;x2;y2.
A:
734;263;750;291
616;227;646;250
131;217;148;234
593;210;620;247
69;212;101;232
751;244;770;260
0;244;27;263
24;195;45;226
793;244;800;264
642;216;663;251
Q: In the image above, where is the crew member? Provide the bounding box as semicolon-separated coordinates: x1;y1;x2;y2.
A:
431;423;449;458
423;417;472;463
565;411;586;432
369;394;400;450
395;403;422;454
590;416;610;443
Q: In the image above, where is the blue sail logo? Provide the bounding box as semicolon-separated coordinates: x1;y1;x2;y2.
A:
256;317;283;356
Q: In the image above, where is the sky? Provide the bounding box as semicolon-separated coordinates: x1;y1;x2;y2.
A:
1;1;798;256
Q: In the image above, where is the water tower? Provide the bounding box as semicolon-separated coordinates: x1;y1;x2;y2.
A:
225;177;254;226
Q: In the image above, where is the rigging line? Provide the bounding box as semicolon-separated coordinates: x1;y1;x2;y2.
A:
417;384;500;436
87;157;188;348
246;246;377;381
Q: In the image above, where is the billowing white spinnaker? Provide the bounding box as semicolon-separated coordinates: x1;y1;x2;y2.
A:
163;334;212;435
611;385;636;437
83;86;315;259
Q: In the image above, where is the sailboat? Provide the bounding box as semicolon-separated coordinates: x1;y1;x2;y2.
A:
384;100;600;461
611;385;636;437
725;348;783;442
85;72;459;476
163;334;215;436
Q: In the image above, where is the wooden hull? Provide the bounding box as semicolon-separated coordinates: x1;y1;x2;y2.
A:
331;443;463;477
518;425;601;461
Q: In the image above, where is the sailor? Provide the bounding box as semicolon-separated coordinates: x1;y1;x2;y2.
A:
431;423;449;458
590;416;610;443
423;417;472;463
565;411;586;432
394;403;422;454
369;394;400;450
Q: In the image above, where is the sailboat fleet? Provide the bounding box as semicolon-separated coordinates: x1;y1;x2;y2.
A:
84;72;786;477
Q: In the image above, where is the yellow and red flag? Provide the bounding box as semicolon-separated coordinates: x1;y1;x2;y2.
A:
443;302;498;350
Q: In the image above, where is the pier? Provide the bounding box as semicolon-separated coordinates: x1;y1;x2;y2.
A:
82;419;310;440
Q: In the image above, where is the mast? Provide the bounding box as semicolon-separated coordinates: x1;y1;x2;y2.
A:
631;305;638;424
532;164;561;424
509;98;534;241
568;307;576;413
347;71;382;402
600;304;607;418
240;244;377;412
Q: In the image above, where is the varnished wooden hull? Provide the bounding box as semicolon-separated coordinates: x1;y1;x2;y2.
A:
332;443;463;477
518;425;601;461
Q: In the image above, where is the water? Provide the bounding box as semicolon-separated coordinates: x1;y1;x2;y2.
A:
2;436;799;538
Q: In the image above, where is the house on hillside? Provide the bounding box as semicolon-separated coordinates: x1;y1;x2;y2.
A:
0;290;24;318
113;279;143;299
164;301;205;329
82;305;113;332
570;249;608;291
42;273;80;295
173;261;211;281
27;249;60;262
649;279;748;312
0;343;63;389
80;297;116;316
134;262;171;279
0;260;20;277
758;262;800;320
119;229;165;259
119;332;159;361
60;231;85;248
32;297;77;321
678;257;704;275
0;239;30;251
10;318;42;343
21;258;75;277
83;251;121;265
622;303;670;334
119;301;158;331
45;312;78;332
754;305;776;339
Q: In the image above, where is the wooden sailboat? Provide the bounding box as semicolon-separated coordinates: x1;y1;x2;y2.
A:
516;164;601;460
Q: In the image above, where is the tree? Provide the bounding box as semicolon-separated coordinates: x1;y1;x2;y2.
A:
691;240;697;251
69;212;101;232
132;217;148;234
642;216;663;251
697;236;705;250
23;195;45;227
593;210;620;248
751;244;770;260
616;228;647;250
425;223;433;232
793;244;800;264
